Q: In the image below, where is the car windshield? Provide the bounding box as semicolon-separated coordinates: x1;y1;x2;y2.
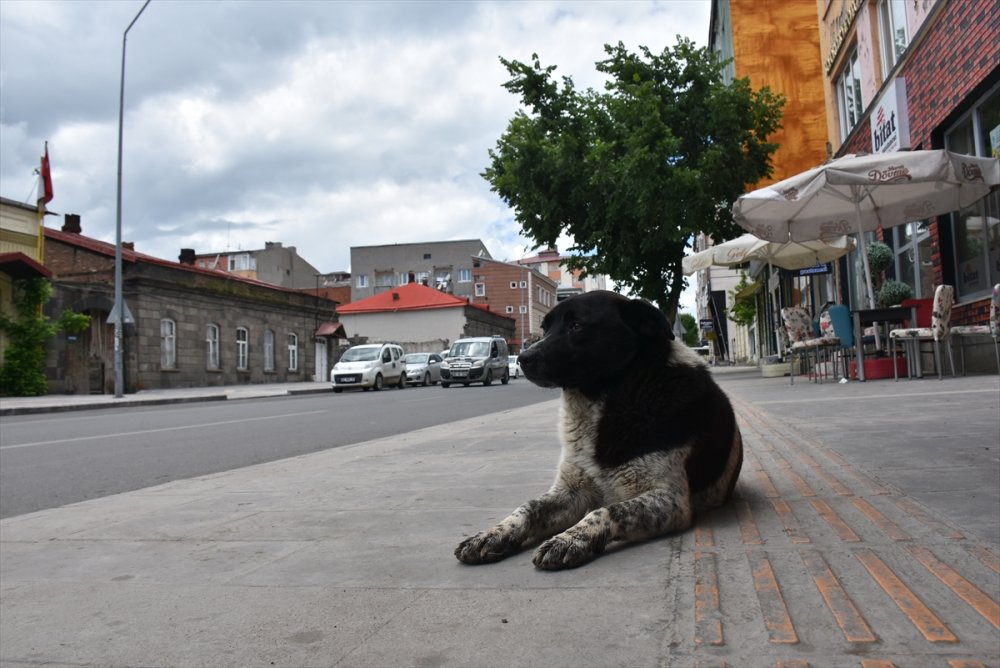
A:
450;342;489;357
341;347;380;362
404;353;428;364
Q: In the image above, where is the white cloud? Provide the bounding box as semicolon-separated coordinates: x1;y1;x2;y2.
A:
0;0;711;278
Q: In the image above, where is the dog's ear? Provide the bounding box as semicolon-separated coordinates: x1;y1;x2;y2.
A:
620;298;673;341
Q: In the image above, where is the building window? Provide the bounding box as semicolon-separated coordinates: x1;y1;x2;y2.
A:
356;274;369;288
506;305;514;314
423;253;432;260
206;324;220;370
416;271;430;286
519;280;527;289
889;221;933;300
474;282;486;297
510;281;518;289
287;333;299;371
376;271;394;287
397;272;410;285
519;305;528;314
458;268;472;283
263;329;275;371
228;253;256;272
236;327;249;371
944;85;1000;301
877;0;909;74
835;48;863;140
160;318;176;369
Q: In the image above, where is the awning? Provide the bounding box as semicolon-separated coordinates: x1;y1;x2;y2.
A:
0;252;52;279
315;321;346;338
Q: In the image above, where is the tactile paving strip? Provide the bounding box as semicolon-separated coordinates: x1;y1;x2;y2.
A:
668;395;1000;667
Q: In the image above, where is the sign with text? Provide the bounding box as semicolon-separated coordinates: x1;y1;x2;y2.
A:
871;77;911;153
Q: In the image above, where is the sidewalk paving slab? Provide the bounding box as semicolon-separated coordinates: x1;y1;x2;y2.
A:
1;372;998;667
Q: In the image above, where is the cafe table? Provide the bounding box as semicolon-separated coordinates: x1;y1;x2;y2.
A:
852;305;919;381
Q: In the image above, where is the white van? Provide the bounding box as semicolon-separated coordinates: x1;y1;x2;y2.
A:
440;336;510;387
331;343;406;392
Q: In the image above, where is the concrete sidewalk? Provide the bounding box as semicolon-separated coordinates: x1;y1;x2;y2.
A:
1;371;998;667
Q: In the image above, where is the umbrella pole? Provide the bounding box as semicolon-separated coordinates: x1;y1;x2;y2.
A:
853;195;881;351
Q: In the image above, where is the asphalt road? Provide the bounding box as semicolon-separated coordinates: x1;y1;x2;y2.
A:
0;380;559;519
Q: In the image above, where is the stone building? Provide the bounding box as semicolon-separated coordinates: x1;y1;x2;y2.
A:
43;216;340;394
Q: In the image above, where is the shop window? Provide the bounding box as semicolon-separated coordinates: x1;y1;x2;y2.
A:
944;85;1000;301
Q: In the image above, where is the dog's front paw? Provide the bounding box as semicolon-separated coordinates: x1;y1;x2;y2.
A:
532;530;604;570
455;528;520;565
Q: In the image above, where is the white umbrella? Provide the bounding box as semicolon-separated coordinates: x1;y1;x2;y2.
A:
682;233;855;275
732;149;1000;308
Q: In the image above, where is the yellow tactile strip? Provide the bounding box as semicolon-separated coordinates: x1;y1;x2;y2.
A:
668;395;1000;667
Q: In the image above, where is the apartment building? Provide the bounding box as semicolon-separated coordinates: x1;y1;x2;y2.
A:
467;255;558;350
192;241;323;289
350;239;491;302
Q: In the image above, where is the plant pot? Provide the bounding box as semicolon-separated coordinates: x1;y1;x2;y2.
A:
850;356;908;380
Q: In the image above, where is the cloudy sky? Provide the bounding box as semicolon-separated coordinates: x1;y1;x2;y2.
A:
1;0;710;309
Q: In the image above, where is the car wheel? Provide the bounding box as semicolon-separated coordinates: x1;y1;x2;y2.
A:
483;369;493;386
441;382;450;388
397;374;405;389
422;372;431;386
501;369;509;385
373;374;384;391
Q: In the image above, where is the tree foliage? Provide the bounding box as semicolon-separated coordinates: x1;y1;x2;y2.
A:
678;312;700;347
484;38;784;318
727;272;758;327
0;278;90;396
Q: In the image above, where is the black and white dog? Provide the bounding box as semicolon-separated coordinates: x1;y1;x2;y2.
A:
455;290;742;570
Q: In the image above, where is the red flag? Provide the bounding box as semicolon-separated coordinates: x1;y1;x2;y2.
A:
37;143;53;207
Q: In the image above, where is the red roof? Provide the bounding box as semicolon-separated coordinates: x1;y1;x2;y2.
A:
338;282;472;314
0;252;52;279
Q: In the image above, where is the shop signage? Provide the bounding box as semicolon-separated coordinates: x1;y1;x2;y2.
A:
871;78;911;153
699;318;714;331
797;263;832;277
824;0;863;72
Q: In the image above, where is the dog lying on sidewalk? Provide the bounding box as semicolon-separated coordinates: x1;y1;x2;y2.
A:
455;290;742;570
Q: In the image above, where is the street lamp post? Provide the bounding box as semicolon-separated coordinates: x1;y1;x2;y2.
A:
113;0;151;398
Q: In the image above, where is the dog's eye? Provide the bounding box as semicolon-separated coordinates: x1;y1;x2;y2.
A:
568;321;583;333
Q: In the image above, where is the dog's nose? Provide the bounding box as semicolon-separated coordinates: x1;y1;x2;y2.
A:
518;350;536;372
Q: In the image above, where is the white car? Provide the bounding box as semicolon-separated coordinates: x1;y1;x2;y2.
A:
331;343;406;392
508;355;521;379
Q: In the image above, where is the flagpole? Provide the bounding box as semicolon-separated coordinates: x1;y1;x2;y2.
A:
113;0;151;398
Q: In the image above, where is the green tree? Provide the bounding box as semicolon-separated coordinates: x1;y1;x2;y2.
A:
727;272;758;327
484;38;784;320
0;278;90;396
679;312;700;347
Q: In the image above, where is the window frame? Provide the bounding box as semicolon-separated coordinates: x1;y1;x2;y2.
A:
458;268;472;283
206;323;220;370
287;332;299;372
356;274;369;288
474;282;486;297
263;329;275;372
835;47;863;141
236;327;249;371
877;0;909;74
160;318;177;369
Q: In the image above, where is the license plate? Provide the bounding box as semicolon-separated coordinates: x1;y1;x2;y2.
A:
338;376;359;384
452;371;467;377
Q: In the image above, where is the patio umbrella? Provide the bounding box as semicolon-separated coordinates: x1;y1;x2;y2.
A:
732;149;1000;308
682;233;855;275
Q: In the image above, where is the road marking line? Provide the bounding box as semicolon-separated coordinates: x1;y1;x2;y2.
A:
809;499;861;542
852;498;912;541
694;550;724;646
770;499;811;544
966;545;1000;575
0;410;327;450
746;550;798;644
861;661;897;668
855;548;958;643
905;544;1000;631
800;549;877;643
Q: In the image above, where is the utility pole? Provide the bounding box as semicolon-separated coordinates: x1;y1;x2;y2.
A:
113;0;151;398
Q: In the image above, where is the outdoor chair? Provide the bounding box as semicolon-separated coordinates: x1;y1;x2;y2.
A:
781;306;840;385
950;283;1000;375
826;304;855;380
888;284;956;381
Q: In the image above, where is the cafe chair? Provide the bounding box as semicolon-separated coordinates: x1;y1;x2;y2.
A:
888;284;956;381
827;304;855;380
950;283;1000;375
781;306;840;385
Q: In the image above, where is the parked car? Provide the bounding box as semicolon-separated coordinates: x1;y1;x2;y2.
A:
403;352;443;386
331;343;406;392
440;336;510;387
508;355;521;379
